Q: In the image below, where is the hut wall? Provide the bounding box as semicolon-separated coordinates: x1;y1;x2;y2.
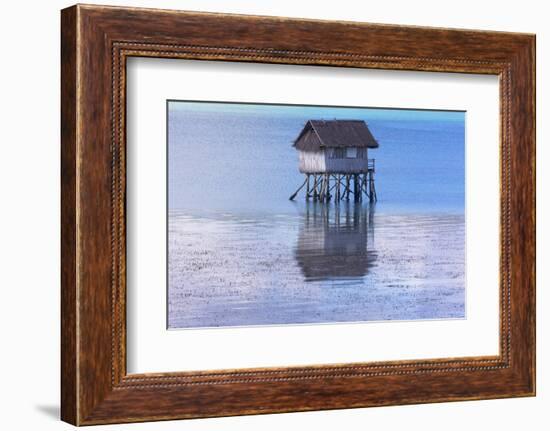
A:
324;147;370;173
298;150;326;173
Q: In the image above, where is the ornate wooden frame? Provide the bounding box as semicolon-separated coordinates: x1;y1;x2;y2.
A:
61;4;536;425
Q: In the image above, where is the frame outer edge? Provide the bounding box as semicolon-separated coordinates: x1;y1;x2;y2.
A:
523;34;536;395
531;34;536;396
526;35;536;395
506;35;536;395
61;5;79;426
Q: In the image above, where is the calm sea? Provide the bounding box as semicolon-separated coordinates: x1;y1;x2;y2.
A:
168;102;465;329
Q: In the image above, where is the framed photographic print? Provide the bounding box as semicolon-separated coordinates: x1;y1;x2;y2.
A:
61;4;536;425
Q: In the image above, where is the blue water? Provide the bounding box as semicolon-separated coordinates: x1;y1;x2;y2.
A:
167;101;465;329
168;102;465;215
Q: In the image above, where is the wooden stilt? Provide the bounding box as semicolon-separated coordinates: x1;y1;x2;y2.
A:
362;174;369;199
368;170;377;203
289;176;308;201
291;161;377;203
342;175;350;201
313;174;319;200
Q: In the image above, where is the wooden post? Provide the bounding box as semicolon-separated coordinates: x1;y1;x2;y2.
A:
313;174;318;200
289;176;308;201
295;168;377;203
368;171;377;203
362;174;369;199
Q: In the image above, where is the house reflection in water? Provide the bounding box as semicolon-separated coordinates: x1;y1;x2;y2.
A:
294;201;377;282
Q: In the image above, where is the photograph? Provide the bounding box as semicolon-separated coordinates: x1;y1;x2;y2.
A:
167;101;466;329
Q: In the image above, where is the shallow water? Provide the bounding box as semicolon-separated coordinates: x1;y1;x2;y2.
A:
168;204;464;328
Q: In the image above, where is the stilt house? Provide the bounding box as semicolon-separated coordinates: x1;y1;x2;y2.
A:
289;120;379;202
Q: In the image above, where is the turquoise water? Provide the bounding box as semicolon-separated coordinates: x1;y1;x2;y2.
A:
167;101;465;329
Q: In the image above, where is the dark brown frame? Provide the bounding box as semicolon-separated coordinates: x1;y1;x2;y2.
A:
61;4;536;426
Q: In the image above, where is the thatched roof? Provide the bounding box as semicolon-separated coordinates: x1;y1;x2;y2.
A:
293;120;379;152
